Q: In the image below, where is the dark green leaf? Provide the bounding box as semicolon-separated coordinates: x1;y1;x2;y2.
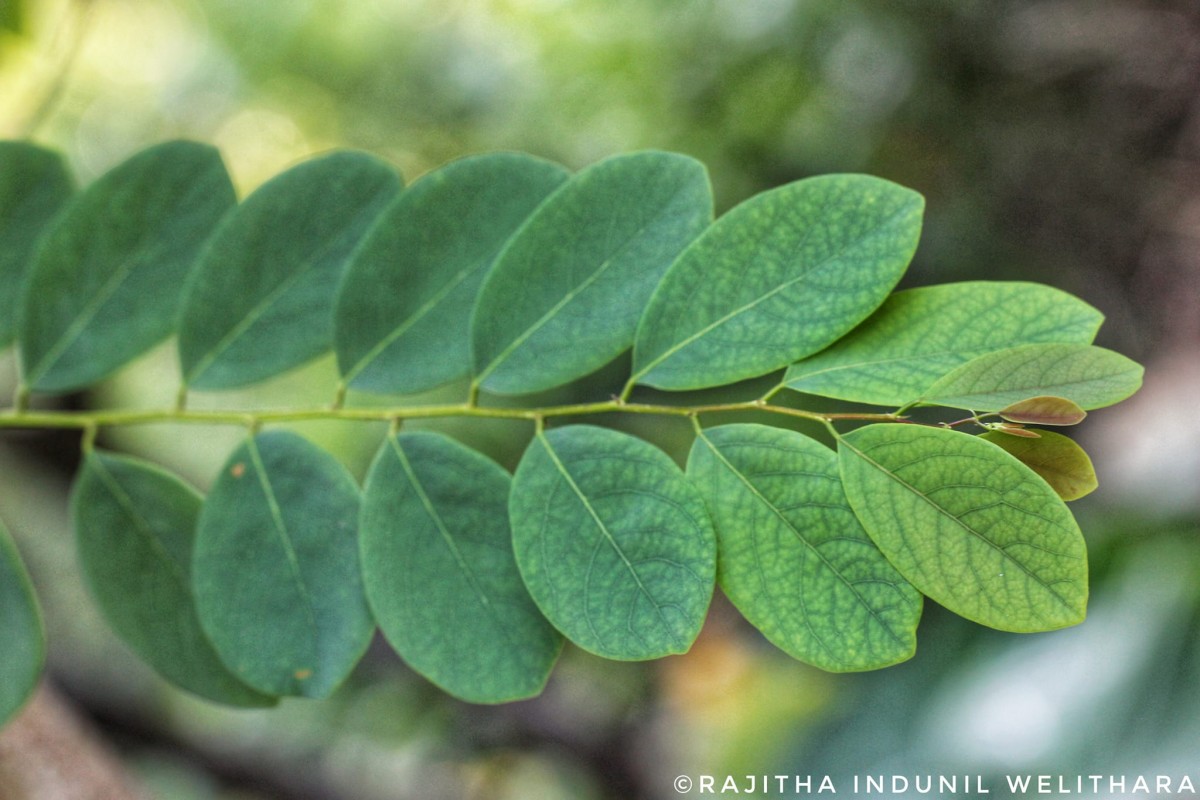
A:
72;451;274;706
471;151;711;395
687;424;921;671
193;431;373;698
336;153;568;395
838;424;1088;632
360;432;562;703
783;281;1103;406
0;520;43;727
980;430;1098;501
510;425;716;660
631;174;923;391
179;151;401;390
18;141;233;392
0;141;73;346
923;343;1144;411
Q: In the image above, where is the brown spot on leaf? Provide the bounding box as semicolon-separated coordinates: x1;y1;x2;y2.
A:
231;463;245;478
294;669;312;681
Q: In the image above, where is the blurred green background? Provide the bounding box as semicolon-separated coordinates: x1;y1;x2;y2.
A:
2;0;1198;798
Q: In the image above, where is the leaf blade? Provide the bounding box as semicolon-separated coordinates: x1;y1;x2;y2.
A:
471;151;711;395
179;151;401;390
0;520;44;727
783;281;1104;406
336;153;568;395
193;431;373;698
687;424;921;671
980;430;1098;501
360;432;562;703
509;425;716;660
0;141;74;347
632;174;924;391
72;451;275;706
922;343;1144;411
18;141;233;392
838;424;1088;632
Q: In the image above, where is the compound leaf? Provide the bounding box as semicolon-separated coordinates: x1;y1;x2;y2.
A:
193;431;373;698
72;451;274;707
631;174;923;391
782;282;1103;406
360;432;562;703
922;343;1144;411
0;141;73;347
179;151;400;390
980;430;1098;501
336;153;568;395
838;424;1088;632
19;141;233;392
686;424;921;671
510;425;716;660
471;151;711;395
0;520;44;727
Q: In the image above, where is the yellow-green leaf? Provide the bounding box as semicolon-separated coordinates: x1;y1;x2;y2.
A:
839;424;1088;632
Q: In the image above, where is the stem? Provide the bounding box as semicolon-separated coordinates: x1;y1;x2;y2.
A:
0;399;905;432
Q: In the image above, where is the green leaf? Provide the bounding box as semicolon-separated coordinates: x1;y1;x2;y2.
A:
922;343;1144;411
179;151;401;390
998;395;1087;426
980;430;1098;501
509;425;716;660
782;281;1103;406
471;151;711;395
630;174;923;391
18;141;233;392
686;424;921;671
336;153;568;395
838;424;1088;632
0;520;44;727
360;432;562;703
71;451;275;707
193;431;373;698
0;141;73;347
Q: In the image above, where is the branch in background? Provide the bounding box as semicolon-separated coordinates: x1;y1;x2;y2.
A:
0;682;147;800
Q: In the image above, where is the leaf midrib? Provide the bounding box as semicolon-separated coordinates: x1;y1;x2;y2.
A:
536;433;681;650
246;438;321;662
